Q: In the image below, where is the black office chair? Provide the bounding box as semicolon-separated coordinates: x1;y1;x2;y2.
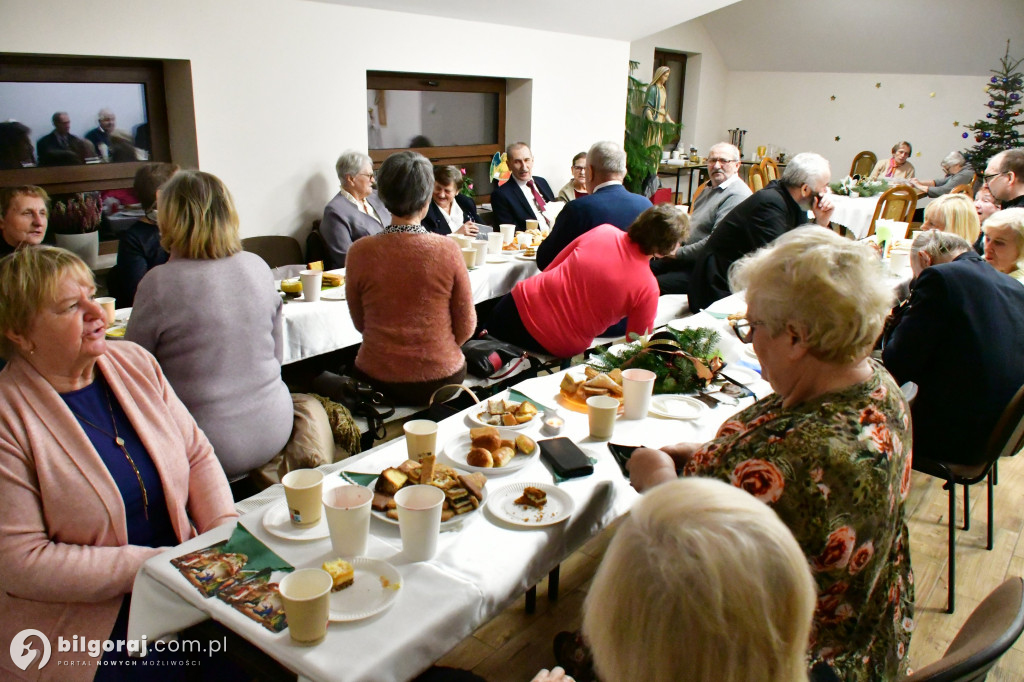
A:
911;383;1024;613
902;577;1024;681
241;236;304;268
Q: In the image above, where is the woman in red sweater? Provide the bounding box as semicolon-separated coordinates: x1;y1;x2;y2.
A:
345;151;476;404
487;205;688;358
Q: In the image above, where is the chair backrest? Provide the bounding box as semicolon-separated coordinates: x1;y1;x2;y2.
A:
850;150;877;178
867;185;918;237
903;577;1024;681
759;157;779;182
689;181;708;214
987;382;1024;460
305;228;328;268
951;183;974;198
241;236;304;269
651;187;673;205
747;165;766;193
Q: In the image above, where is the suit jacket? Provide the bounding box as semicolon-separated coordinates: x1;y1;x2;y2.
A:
490;176;554;232
688;180;809;311
421;194;480;236
0;343;237;679
84;126;111;152
320;191;391;269
882;253;1024;465
536;183;652;271
35;131;95;165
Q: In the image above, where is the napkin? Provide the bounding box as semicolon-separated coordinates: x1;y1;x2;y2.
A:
170;523;292;599
338;471;377;486
509;388;550;413
226;523;294;573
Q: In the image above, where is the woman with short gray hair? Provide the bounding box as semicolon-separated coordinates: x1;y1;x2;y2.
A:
912;150;974;197
345;152;476;404
319;149;391;268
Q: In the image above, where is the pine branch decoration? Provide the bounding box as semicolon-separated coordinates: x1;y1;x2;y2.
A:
587;327;722;394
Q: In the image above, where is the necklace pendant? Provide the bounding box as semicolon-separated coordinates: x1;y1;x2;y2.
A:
115;436;125;446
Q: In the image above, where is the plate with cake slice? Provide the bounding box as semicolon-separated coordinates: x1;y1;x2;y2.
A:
485;482;574;527
369;456;487;530
316;555;401;622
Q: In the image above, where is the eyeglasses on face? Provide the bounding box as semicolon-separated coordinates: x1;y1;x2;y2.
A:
730;318;753;343
572;166;586;172
707;157;738;166
982;170;1007;184
357;172;375;179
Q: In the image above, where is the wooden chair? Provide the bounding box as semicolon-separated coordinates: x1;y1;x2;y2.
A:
240;236;304;268
849;150;877;178
689;181;708;214
747;164;766;193
951;183;974;198
867;185;917;238
759;157;779;182
911;382;1024;613
902;577;1024;680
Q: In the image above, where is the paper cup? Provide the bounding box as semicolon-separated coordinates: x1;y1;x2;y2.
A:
323;485;373;558
889;249;911;275
395;485;445;562
95;297;116;326
587;395;619;440
404;419;438;459
473;240;488;267
499;224;515;245
279;569;333;644
461;247;477;269
525;219;540;232
621;368;656;419
282;469;324;527
300;270;322;302
487;232;504;254
515;232;532;248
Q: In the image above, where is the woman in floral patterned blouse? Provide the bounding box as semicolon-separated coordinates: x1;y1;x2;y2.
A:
630;227;914;682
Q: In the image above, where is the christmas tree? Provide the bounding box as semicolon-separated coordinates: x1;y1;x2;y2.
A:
962;41;1023;172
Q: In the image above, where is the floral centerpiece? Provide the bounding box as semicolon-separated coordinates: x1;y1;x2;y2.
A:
48;192;103;234
829;176;889;198
587;326;723;394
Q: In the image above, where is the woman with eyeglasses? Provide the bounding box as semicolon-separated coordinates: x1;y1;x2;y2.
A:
557;152;588;203
319;150;391;269
868;141;916;181
629;227;914;682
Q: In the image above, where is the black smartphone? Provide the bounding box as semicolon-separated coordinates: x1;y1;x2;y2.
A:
607;443;642;478
540;437;594;479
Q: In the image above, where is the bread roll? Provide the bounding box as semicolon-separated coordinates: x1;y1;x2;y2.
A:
467;447;493;468
515;435;536;455
492;446;515;467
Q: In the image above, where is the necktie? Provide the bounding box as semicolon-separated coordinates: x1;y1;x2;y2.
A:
526;180;548;224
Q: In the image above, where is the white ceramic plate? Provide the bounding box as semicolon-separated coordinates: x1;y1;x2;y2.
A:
320;288;345;301
467;396;539;430
515;253;537;261
648;395;707;420
262;501;329;541
309;556;401;622
486;254;510;264
443;429;540;475
720;366;760;385
369;476;484;530
485;482;574;527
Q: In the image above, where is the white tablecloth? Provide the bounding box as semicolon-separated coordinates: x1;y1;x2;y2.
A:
825;195;880;239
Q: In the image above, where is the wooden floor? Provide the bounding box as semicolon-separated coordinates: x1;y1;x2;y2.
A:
436;453;1024;680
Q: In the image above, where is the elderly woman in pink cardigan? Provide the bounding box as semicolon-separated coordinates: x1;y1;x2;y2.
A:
0;246;236;678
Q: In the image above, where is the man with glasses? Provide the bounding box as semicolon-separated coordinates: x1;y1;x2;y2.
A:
652;142;751;294
557;151;588;203
983;149;1024;209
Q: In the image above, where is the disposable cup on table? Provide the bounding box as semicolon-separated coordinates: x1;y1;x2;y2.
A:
621;368;656;419
487;232;504;254
473;240;488;267
282;468;324;527
461;248;477;269
453;234;472;250
889;249;911;275
499;224;515;245
323;485;373;558
300;270;323;302
278;569;333;644
95;297;116;325
395;485;445;562
525;219;539;232
587;395;619;440
404;419;438;459
515;232;532;249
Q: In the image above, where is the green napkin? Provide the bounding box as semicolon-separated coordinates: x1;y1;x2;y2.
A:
509;388;550;413
229;523;294;573
703;310;731;319
338;471;377;486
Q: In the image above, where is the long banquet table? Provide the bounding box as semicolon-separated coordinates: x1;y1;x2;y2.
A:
127;294;765;682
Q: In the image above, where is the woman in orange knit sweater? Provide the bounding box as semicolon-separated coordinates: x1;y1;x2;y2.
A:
345;151;476;405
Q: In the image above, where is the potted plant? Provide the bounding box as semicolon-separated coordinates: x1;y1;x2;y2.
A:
50;192;103;267
624;60;682;195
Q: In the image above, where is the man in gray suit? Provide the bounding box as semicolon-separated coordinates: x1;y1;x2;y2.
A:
651;142;751;294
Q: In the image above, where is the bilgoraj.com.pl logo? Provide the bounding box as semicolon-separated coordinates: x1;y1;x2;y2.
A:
9;629;51;671
9;629;152;671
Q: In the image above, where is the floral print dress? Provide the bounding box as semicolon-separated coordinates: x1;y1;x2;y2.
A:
684;360;913;681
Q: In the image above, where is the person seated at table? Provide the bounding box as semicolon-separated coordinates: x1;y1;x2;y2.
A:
629;227;914;681
976;185;1002;225
982;207;1024;283
557;151;588;203
578;478;815;682
0;185;49;257
0;246;237;675
126;171;296;489
345;151;475;405
0;121;36;170
868;141;916;180
422;165;480;237
320;150;391;269
920;192;981;252
106;162;180;306
486;205;687;359
911;151;974;197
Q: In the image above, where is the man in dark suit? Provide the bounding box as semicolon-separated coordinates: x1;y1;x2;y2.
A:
536;140;652;270
36;112;95;165
490;142;554;232
883;230;1024;465
687;152;835;311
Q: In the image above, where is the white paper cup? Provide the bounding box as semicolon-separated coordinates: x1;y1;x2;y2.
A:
473;240;488;267
95;297;116;326
461;247;477;269
404;419;438;459
395;485;445;562
525;219;540;232
487;232;504;254
452;234;472;249
323;485;373;558
587;395;619;440
300;270;323;302
278;569;333;644
282;469;324;527
889;249;911;275
621;368;656;419
515;232;532;248
499;224;515;245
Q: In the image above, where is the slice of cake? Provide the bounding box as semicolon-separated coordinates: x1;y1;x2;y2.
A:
514;486;547;509
322;558;355;592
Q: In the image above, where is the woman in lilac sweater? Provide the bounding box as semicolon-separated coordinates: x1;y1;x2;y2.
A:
345;152;476;405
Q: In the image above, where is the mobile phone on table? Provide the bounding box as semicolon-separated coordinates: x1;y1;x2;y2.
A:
540;437;593;479
607;443;642;478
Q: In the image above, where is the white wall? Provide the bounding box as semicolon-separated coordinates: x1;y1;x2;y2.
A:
1;0;629;238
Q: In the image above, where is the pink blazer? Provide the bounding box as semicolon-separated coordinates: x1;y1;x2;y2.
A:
0;342;237;680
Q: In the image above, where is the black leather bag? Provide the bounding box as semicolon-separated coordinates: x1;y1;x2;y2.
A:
333;377;395;441
462;334;528;379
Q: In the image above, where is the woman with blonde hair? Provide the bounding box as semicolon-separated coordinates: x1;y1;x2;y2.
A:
982;207;1024;283
922;192;982;250
583;477;815;682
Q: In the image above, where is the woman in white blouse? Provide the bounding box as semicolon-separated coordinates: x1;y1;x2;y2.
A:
422;165;481;236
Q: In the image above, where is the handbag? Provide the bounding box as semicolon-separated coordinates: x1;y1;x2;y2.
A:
329;375;396;441
462;332;528;379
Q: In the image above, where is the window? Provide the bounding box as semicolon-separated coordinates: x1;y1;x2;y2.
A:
367;72;506;202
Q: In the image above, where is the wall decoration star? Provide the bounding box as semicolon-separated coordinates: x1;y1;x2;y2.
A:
875;82;882;88
898;103;905;109
916;152;922;156
953;121;959;126
830;95;836;101
835;136;841;141
930;92;936;98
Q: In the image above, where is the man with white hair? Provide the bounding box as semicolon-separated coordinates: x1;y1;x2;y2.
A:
652;142;751;294
984;148;1024;209
687;151;834;310
85;108;118;160
536;140;652;270
911;151;974;198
